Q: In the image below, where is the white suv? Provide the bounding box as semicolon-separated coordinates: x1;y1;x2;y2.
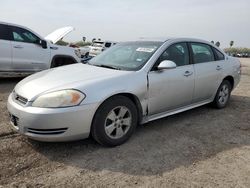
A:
0;22;81;76
89;41;116;57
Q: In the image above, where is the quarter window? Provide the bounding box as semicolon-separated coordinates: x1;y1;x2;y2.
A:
191;43;215;63
156;42;189;67
105;42;112;48
0;24;11;40
11;26;40;44
213;48;225;61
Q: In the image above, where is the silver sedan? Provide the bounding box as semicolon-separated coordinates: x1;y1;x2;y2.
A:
7;38;241;146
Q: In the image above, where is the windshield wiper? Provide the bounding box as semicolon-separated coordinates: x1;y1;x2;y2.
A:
96;64;121;70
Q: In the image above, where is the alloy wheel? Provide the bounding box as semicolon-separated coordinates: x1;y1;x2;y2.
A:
218;84;229;105
104;106;132;139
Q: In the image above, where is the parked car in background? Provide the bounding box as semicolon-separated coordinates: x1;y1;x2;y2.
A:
236;53;243;58
79;46;90;58
7;38;241;146
89;40;116;57
242;53;250;58
0;22;81;76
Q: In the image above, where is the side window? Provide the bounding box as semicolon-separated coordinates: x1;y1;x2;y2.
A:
213;47;225;61
105;42;112;48
157;42;189;67
191;43;215;63
11;26;40;44
0;24;11;40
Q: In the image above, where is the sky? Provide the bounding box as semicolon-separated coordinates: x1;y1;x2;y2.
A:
1;0;250;48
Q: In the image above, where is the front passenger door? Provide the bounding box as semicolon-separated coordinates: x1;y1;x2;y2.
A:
148;42;195;115
10;26;50;72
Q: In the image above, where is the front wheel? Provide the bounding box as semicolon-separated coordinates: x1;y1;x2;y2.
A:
91;96;138;147
212;80;232;109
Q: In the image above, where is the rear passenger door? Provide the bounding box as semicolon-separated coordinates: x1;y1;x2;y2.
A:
190;42;222;103
0;24;12;71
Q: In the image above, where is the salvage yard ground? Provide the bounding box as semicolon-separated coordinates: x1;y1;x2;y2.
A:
0;59;250;187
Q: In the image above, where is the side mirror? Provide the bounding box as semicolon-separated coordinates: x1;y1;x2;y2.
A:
157;60;176;70
40;40;47;49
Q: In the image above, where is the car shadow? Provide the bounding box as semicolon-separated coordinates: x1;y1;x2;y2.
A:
0;77;24;94
29;94;250;176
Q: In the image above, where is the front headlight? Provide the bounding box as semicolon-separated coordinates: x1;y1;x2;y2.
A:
32;90;85;108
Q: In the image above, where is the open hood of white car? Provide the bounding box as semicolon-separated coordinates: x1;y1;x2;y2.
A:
45;26;74;44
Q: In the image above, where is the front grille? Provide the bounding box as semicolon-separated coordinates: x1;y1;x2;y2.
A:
27;128;68;135
13;92;28;105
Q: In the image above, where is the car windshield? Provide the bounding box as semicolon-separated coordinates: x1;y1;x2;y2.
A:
88;41;163;71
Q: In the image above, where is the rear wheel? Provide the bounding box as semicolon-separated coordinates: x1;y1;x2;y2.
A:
212;80;232;108
91;96;137;147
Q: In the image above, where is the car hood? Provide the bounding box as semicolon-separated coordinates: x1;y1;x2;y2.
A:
14;64;130;101
45;26;74;44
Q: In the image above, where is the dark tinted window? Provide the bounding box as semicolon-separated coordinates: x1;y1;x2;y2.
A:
213;48;225;60
105;42;111;48
191;43;215;63
0;24;11;40
157;42;189;67
11;26;40;44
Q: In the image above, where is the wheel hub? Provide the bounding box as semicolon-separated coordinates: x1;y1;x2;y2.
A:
104;106;132;139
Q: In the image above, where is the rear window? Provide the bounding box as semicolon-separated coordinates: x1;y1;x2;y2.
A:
213;48;225;61
105;42;111;48
0;24;11;40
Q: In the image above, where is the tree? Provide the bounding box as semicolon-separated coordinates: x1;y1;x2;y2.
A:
74;41;92;47
230;41;234;48
215;41;220;47
55;40;69;46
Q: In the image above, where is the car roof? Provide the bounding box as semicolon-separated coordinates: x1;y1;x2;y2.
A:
137;37;211;43
131;37;225;54
0;21;44;39
137;37;174;42
0;21;30;30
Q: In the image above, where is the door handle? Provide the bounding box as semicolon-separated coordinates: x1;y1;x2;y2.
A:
13;45;23;49
184;71;193;77
216;65;222;71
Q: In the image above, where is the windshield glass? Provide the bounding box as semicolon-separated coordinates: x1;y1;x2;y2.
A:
89;41;163;71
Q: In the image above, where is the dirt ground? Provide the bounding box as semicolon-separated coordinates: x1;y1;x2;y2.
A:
0;59;249;188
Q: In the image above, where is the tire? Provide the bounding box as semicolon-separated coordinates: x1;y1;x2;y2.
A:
212;80;232;109
85;52;89;58
91;96;138;147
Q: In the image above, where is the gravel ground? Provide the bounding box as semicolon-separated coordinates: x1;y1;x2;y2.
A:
0;58;249;188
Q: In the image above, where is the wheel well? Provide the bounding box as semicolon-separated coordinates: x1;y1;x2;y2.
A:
102;93;143;124
223;76;234;88
51;55;77;68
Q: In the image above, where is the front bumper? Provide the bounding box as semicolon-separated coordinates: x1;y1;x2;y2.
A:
7;93;98;142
